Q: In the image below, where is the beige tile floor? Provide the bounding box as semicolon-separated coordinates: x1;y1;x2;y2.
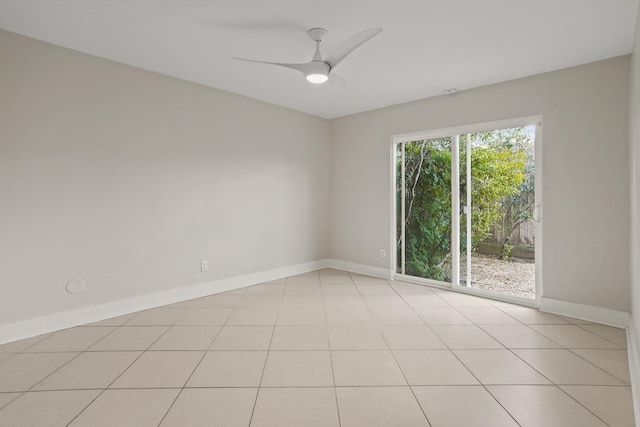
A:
0;269;634;426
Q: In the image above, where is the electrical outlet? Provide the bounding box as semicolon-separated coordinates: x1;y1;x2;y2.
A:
201;260;208;272
380;249;386;258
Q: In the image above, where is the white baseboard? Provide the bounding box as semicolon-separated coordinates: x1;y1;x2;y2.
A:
540;297;630;328
627;321;640;426
3;262;631;346
0;259;329;346
326;259;392;280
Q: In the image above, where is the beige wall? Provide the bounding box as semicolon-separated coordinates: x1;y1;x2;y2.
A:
0;30;330;326
330;56;631;312
630;11;640;347
0;27;634;331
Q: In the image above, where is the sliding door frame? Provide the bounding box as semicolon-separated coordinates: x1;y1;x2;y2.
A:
390;116;543;308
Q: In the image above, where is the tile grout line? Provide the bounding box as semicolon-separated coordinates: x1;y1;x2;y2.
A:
471;317;629;425
357;275;432;425
0;392;22;412
575;323;627;348
555;383;623;426
64;321;176;425
0;269;633;426
566;347;630;384
63;313;188;426
379;323;433;426
22;324;126;394
429;303;539;427
324;272;342;427
155;319;227;426
246;275;287;427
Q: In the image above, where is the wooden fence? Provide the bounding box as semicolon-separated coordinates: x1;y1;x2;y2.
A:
486;193;536;246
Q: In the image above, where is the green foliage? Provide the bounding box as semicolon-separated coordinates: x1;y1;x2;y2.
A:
498;130;536;246
501;244;514;261
398;138;452;280
398;128;530;281
461;131;527;247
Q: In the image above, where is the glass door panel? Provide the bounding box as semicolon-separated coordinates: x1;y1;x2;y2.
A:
397;137;452;283
459;126;536;299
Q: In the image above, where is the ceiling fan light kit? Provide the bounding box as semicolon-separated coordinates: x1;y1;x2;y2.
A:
234;27;382;85
305;61;330;83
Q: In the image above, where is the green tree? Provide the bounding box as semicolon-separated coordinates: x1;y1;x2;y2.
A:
461;130;527;247
495;131;535;247
398;128;528;281
398;138;452;281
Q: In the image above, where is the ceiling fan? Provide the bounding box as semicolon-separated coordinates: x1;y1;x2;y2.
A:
234;27;382;84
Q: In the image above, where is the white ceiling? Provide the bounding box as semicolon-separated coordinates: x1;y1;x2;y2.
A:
0;0;638;119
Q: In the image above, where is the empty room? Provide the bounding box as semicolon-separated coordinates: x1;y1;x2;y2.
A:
2;0;640;426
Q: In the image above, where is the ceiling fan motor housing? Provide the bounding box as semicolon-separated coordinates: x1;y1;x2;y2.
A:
306;61;330;83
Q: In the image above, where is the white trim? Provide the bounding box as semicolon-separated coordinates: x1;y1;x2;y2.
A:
540;297;630;328
392;116;542;144
395;273;538;308
392;116;544;304
451;134;460;287
534;120;543;306
395;273;452;289
0;259;329;345
627;320;640;425
326;259;393;280
452;284;538;308
393;140;404;275
400;143;405;275
465;133;472;287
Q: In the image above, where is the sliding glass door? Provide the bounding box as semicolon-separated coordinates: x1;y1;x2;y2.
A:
395;119;540;302
396;137;452;282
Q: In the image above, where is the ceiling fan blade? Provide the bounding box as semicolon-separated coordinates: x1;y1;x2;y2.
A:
327;72;348;88
232;57;312;74
325;27;382;70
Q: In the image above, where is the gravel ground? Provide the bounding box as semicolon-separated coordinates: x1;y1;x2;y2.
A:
461;254;535;299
